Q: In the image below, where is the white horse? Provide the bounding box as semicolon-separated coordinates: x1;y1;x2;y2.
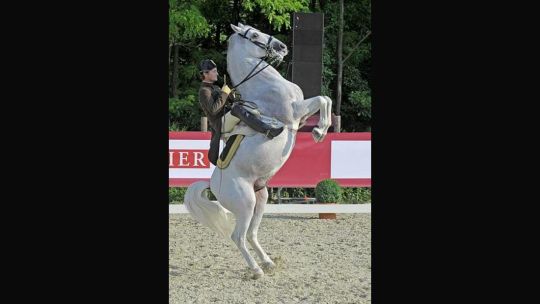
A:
184;23;332;279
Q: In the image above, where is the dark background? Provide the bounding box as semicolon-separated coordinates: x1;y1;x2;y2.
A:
2;1;535;303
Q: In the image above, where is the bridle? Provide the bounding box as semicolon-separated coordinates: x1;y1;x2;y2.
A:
238;28;274;52
230;28;281;90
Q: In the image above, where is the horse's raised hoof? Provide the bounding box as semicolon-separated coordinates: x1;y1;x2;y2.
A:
312;128;326;143
251;267;264;280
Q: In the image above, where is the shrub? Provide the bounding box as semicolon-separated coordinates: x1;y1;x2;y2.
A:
315;179;342;203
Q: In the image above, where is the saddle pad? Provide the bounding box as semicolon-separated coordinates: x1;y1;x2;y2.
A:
217;134;245;169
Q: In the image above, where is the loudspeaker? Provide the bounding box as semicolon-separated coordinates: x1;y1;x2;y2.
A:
291;12;324;99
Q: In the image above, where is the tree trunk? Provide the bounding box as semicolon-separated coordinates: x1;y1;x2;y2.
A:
336;0;344;125
172;45;179;98
233;0;239;25
168;44;172;97
215;23;221;47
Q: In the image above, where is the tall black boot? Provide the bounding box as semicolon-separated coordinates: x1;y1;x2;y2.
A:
207;129;221;165
230;104;284;139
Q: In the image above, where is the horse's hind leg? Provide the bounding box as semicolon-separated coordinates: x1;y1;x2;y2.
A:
247;187;275;271
227;182;264;279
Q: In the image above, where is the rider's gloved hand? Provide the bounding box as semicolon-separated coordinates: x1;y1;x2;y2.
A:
221;84;232;95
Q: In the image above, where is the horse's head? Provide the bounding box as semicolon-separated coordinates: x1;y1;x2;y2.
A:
230;23;288;64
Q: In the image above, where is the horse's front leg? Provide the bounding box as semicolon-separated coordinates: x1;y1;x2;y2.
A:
292;96;333;142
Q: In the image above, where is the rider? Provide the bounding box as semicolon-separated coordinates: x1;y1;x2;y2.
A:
198;59;284;165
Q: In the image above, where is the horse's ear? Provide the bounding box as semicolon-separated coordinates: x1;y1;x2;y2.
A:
238;22;245;28
230;24;242;33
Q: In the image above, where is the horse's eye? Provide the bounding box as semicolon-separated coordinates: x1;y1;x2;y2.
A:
252;33;259;39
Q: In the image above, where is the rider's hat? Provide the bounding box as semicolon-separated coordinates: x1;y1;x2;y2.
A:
199;59;217;72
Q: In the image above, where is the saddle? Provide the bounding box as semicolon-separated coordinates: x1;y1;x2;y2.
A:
217;102;285;169
216;134;244;169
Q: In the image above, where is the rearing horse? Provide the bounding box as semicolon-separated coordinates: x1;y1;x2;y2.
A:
184;23;332;279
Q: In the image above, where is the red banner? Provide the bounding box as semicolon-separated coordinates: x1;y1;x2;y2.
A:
169;131;371;188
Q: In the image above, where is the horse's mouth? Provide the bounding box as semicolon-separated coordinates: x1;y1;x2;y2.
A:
269;49;287;64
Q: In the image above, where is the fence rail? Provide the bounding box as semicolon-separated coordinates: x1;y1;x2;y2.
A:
169;203;371;214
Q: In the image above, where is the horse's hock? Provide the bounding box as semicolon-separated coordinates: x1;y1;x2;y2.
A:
298;113;339;132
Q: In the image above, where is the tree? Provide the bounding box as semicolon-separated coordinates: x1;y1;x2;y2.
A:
168;0;371;132
336;0;344;132
242;0;310;31
169;0;210;98
319;0;371;132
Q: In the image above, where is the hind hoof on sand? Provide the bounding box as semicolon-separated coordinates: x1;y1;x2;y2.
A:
261;261;276;273
251;267;264;279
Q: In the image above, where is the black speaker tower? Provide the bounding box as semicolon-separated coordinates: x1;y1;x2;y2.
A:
290;12;324;99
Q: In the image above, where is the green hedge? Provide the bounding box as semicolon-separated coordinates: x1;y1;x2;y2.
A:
169;187;187;203
169;187;371;204
342;187;371;204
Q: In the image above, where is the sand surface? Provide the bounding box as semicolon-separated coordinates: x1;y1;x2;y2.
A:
169;213;371;304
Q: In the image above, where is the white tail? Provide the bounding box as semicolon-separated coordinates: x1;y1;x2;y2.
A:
184;181;236;239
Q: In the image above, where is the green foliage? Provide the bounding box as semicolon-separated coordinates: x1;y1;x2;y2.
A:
243;0;310;30
342;89;371;131
341;187;371;204
169;187;187;203
286;187;314;198
169;187;217;203
169;0;210;43
315;179;342;203
169;0;371;132
320;0;371;131
321;48;336;97
168;87;202;131
170;186;370;204
268;187;369;204
205;188;217;201
269;187;315;201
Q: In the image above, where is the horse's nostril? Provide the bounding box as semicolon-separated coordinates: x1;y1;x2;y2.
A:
280;43;285;49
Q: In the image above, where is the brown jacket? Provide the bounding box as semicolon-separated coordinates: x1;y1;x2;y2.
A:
198;81;231;165
198;82;230;133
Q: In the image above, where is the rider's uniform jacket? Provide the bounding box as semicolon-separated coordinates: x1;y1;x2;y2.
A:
199;82;230;130
198;81;231;165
